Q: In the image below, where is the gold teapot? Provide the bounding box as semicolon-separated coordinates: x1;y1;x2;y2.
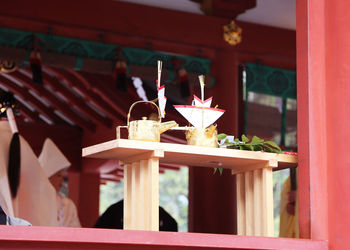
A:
117;101;178;142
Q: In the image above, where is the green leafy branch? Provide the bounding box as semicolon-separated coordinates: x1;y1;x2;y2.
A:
214;134;282;175
218;134;282;153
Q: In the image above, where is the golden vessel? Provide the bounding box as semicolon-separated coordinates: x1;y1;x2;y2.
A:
185;125;218;148
117;101;177;142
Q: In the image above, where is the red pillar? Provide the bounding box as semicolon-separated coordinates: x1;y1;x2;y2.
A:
323;0;350;249
298;0;350;247
78;172;100;227
189;168;237;234
68;170;81;210
188;49;238;234
297;0;328;240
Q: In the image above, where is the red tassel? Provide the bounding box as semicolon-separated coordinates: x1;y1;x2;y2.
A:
114;61;127;92
178;68;190;98
29;51;43;85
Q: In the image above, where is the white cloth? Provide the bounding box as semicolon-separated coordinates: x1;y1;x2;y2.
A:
7;216;31;226
0;121;58;226
39;138;81;227
132;77;148;101
56;193;81;227
38;138;71;178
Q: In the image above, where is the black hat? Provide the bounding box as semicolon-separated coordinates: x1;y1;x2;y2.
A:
0;90;17;118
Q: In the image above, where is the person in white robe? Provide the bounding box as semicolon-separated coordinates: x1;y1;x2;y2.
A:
39;138;81;227
0;90;58;226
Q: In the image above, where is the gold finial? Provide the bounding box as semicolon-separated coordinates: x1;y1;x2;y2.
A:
198;75;205;101
223;20;242;46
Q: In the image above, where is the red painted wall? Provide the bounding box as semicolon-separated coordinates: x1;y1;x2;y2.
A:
297;0;328;240
325;0;350;249
297;0;350;249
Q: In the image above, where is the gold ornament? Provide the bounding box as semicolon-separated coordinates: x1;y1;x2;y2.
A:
0;60;17;73
223;20;242;46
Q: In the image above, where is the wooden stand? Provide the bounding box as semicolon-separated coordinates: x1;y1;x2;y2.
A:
235;162;276;236
122;150;163;231
83;139;297;235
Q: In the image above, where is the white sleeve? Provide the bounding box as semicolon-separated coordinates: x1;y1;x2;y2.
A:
7;216;32;226
62;196;81;227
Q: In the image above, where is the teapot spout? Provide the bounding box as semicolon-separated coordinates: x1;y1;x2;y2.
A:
159;121;178;134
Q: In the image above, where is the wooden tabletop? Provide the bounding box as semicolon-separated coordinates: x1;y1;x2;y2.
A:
82;139;298;174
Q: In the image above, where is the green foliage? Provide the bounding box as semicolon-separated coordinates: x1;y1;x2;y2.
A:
99;181;124;215
213;167;223;175
214;134;283;174
273;169;290;236
159;168;188;232
241;134;250;143
217;133;227;141
218;134;282;153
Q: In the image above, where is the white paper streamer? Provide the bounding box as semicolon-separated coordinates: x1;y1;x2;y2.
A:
198;75;205;102
6;108;18;134
157;60;162;88
132;77;148;101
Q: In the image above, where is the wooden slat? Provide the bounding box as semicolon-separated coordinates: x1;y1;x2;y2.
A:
51;67;125;122
17;102;44;123
123;163;132;230
262;167;274;236
140;159;148;230
10;70;96;131
236;173;246;235
40;70;113;128
244;171;254;236
133;162;142;229
82;72;137;117
65;68;128;120
253;169;262;236
130;162;136;229
148;157;159;231
0;73;67;124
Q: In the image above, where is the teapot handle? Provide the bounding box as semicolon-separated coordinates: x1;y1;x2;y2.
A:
127;100;161;126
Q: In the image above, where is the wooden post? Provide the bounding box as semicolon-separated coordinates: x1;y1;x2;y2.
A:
235;160;276;237
122;149;163;231
236;173;246;235
148;157;159;231
123;163;132;230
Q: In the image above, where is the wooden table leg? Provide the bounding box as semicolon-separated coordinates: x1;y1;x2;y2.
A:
124;163;132;230
235;161;276;237
147;157;159;231
236;173;246;235
123;150;163;231
262;167;274;236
